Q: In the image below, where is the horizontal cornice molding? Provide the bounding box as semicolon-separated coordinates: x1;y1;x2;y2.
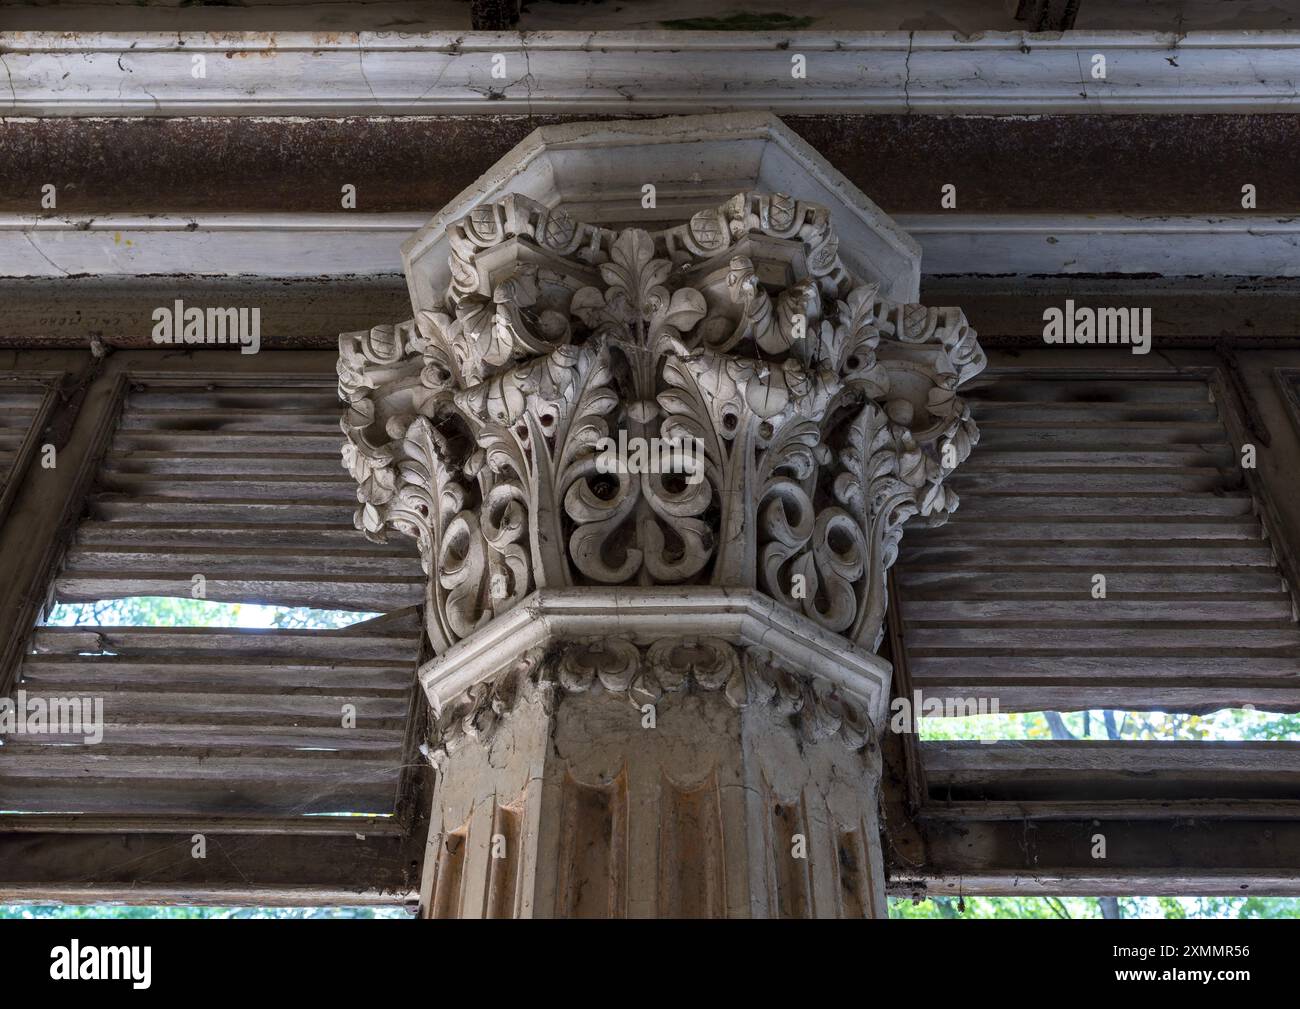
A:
905;214;1300;277
5;212;1297;280
5;30;1300;116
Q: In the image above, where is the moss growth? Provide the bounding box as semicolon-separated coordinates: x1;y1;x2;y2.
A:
659;12;817;31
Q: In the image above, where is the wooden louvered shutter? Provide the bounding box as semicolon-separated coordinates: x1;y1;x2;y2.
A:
897;370;1300;807
56;380;424;612
899;373;1299;715
1;377;426;818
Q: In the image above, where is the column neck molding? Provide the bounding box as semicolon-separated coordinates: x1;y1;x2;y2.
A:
417;586;893;732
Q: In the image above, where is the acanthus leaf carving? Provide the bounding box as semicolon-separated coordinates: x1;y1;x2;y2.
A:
341;190;985;657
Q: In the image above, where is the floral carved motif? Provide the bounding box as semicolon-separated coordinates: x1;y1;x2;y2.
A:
424;638;877;766
340;191;985;654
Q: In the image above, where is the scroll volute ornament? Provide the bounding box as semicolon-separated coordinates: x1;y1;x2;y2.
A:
340;192;985;654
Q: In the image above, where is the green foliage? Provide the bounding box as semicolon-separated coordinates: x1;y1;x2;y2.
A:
0;904;408;919
660;13;817;31
7;898;1296;919
44;597;377;631
917;707;1299;742
890;895;1300;919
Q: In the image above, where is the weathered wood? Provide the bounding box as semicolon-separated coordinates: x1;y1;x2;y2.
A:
75;521;418;552
54;573;423;610
917;519;1263;541
119;408;343;431
31;620;420;660
105;451;345;476
88;498;357;523
0;829;414;903
123;389;343;409
903;599;1293;621
22;654;415;693
63;545;421;576
0;359;432;837
969;401;1220;421
949;471;1236;493
898;569;1286;593
6;616;421;821
57;376;425;621
111;431;346;452
911;654;1300;679
1220;355;1300;635
94;475;358;500
0;359;121;702
964;379;1211;403
907;625;1300;649
0;755;403;815
0;382;59;531
901;813;1300;896
901;544;1278;565
0;812;404;835
924;740;1300;801
951;494;1255;517
963;448;1234;468
884;570;926;812
895;369;1297;731
919;799;1300;822
0;724;405;757
4;689;408;725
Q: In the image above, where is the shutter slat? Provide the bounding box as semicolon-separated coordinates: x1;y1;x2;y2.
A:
2;382;426;820
900;375;1299;723
924;741;1300;802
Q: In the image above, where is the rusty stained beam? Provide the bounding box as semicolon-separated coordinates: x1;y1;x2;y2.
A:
470;0;520;31
1013;0;1083;33
2;115;1298;217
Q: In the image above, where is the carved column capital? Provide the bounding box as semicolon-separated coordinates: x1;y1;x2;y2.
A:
340;189;985;660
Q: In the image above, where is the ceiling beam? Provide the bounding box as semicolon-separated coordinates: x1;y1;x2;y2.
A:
7;31;1300;117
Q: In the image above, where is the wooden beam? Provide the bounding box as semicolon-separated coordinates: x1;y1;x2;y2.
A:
0;828;415;906
0;354;118;700
894;871;1300;898
897;809;1300;896
0;378;61;533
924;741;1300;803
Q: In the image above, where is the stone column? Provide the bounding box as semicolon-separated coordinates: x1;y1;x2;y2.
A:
413;591;894;918
338;116;985;917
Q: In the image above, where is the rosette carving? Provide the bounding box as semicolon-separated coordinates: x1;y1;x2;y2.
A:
341;191;985;655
